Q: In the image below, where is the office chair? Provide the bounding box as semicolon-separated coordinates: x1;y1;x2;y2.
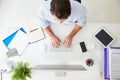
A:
45;0;81;3
75;0;81;3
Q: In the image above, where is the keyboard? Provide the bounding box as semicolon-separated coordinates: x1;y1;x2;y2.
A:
48;44;72;52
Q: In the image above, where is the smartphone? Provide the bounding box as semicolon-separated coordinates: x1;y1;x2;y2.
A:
79;42;87;52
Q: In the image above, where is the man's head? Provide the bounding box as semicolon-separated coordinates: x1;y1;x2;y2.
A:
50;0;71;23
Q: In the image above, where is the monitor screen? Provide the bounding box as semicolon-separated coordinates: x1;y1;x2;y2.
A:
95;28;115;47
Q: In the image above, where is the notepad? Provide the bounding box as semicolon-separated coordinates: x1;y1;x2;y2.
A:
25;26;45;44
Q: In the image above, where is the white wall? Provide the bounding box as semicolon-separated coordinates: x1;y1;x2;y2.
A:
0;0;41;23
0;0;120;25
0;0;42;39
83;0;120;23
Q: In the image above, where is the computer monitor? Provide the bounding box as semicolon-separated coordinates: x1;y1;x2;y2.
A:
32;65;87;71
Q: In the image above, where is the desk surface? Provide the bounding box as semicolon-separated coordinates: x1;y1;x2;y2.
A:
0;23;120;80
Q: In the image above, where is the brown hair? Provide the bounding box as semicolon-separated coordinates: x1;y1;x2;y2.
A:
50;0;71;19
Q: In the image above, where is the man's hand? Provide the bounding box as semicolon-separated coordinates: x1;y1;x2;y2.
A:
63;24;82;48
63;35;73;48
44;26;61;48
51;36;61;48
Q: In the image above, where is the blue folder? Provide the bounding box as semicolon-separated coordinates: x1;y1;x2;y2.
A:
104;48;110;80
3;27;27;48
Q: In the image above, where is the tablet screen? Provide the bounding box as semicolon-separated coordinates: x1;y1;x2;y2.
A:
95;28;114;47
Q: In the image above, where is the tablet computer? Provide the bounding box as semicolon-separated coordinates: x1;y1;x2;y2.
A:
94;28;115;47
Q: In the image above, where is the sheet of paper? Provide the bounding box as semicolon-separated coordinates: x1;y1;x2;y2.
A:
111;53;120;79
109;48;120;79
8;30;29;55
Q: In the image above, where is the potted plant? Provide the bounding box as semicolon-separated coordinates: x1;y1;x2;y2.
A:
12;62;32;80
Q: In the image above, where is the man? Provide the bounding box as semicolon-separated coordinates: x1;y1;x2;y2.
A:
38;0;87;48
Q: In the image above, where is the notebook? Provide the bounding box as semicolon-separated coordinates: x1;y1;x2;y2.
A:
27;27;45;43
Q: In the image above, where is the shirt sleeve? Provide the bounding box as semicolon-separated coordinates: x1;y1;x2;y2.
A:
76;7;87;27
38;6;50;28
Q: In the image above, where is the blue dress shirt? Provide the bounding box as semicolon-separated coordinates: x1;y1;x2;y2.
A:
38;0;87;28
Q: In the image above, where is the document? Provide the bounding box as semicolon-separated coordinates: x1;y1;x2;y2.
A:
104;47;120;80
8;30;29;55
109;47;120;79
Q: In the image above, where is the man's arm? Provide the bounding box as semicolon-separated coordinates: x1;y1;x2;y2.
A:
63;24;82;48
44;26;61;48
67;24;81;38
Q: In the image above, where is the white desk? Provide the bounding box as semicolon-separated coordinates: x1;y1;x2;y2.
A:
0;23;120;80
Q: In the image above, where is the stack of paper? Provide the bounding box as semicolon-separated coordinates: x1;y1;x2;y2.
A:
104;47;120;80
111;52;120;79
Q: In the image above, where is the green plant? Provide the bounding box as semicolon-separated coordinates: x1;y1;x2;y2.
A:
12;62;32;80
